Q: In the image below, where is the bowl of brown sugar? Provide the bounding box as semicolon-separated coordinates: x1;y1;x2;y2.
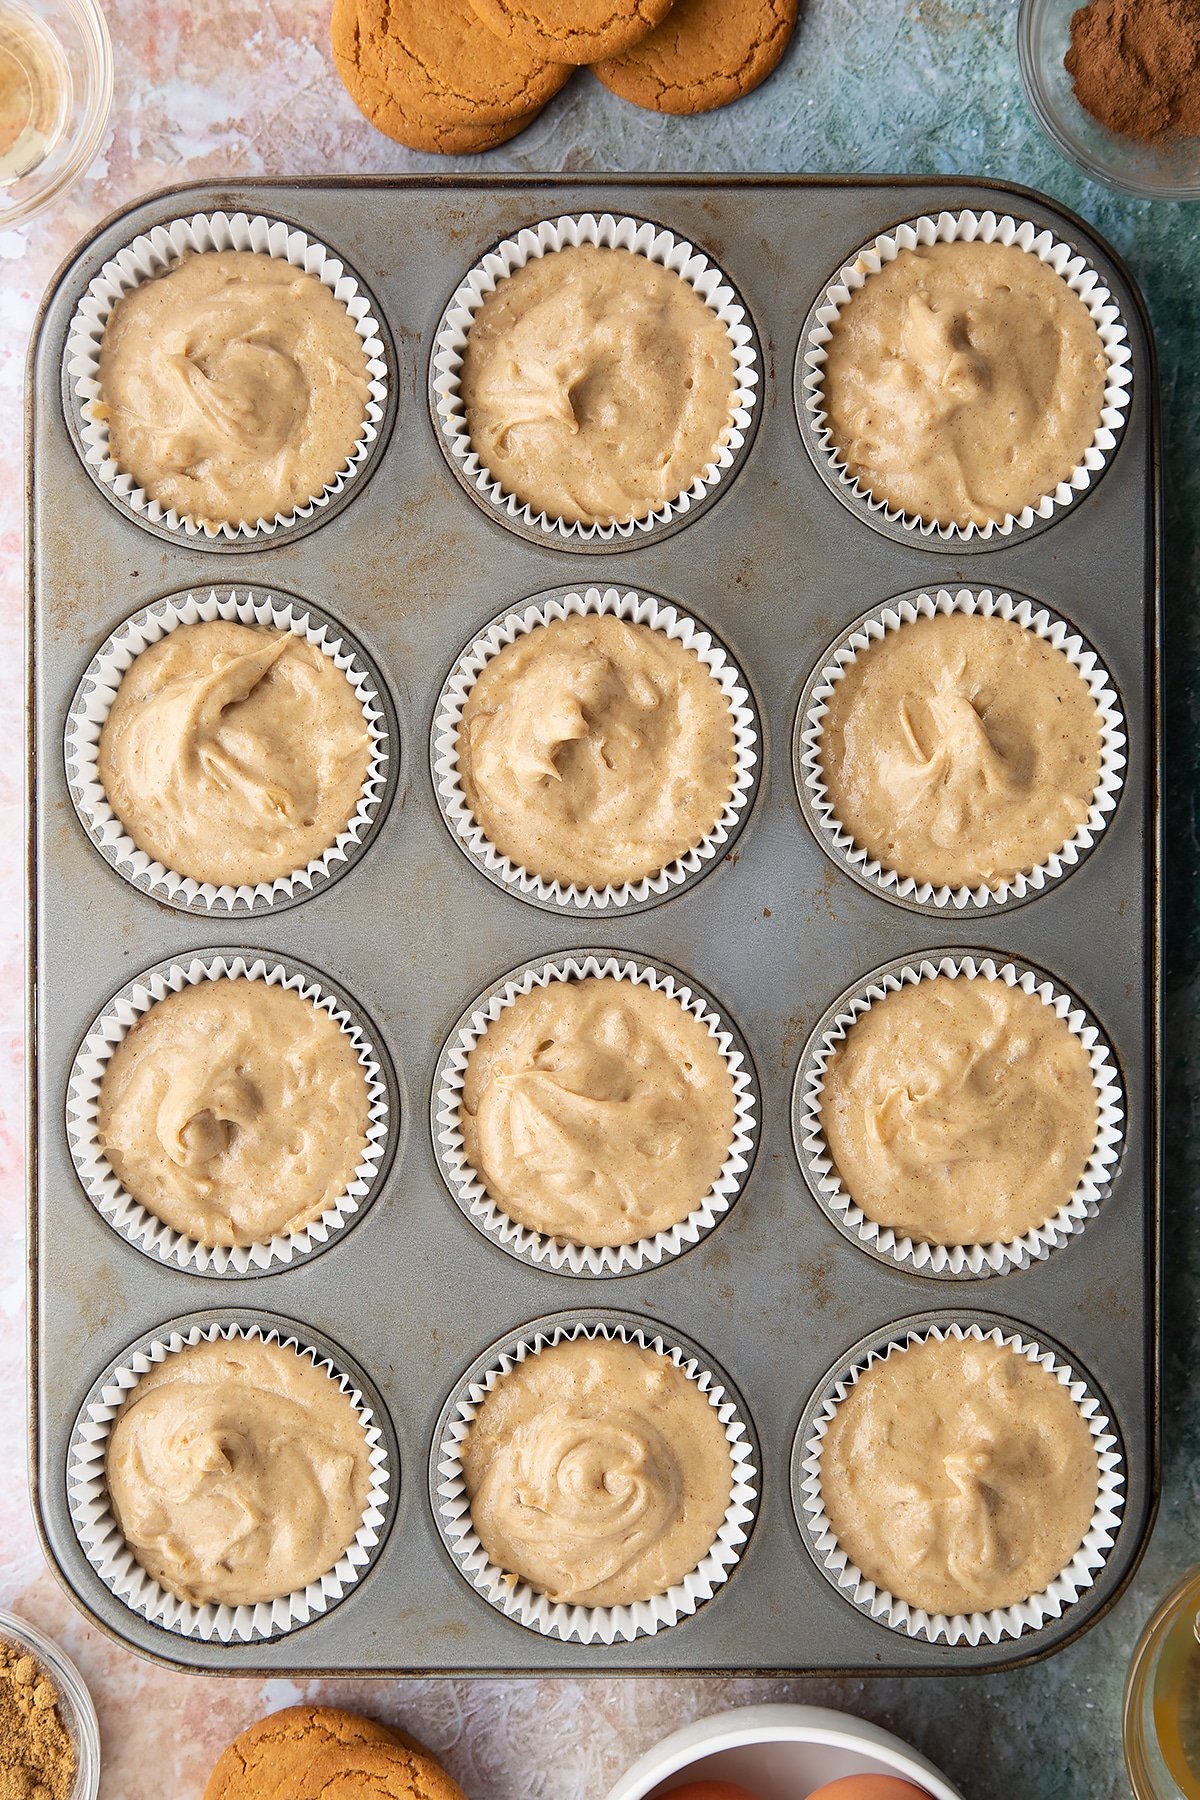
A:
0;1612;99;1800
1019;0;1200;199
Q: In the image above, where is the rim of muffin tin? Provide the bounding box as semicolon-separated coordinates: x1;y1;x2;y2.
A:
790;950;1125;1280
789;1313;1126;1647
67;1310;398;1643
792;586;1127;915
793;208;1134;551
429;1309;760;1644
64;587;400;916
427;211;762;552
430;949;760;1278
65;948;401;1277
62;209;397;550
430;585;763;914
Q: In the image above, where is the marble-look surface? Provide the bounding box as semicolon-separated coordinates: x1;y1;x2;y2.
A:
1;2;1196;1796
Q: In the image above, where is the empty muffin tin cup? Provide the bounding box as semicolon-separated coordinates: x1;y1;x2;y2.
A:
795;208;1133;548
64;210;391;545
431;584;761;913
68;1315;394;1643
792;951;1125;1278
431;1311;759;1644
794;585;1127;913
432;950;759;1276
429;211;760;549
792;1316;1125;1646
64;587;396;915
66;949;396;1277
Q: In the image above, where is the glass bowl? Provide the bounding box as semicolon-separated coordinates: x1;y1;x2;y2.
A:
0;0;112;228
1018;0;1200;200
0;1609;100;1800
1123;1568;1200;1800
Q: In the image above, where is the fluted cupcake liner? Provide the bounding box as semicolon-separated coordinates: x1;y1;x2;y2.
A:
66;950;394;1277
430;212;760;548
793;1318;1125;1646
65;210;390;544
68;1317;393;1642
796;209;1133;546
432;951;758;1276
431;585;760;913
792;952;1125;1278
794;586;1127;912
432;1312;758;1643
65;587;395;914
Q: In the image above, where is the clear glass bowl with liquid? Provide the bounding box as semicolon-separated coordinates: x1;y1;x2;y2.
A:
1124;1568;1200;1800
0;0;111;227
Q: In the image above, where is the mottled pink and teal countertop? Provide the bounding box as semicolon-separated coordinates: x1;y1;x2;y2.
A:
2;3;1196;1795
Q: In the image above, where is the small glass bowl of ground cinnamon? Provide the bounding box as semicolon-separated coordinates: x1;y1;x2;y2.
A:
1020;0;1200;199
0;1613;99;1800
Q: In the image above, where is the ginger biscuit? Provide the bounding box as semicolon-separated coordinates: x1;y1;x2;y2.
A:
467;0;675;65
593;0;798;114
204;1706;467;1800
331;0;571;149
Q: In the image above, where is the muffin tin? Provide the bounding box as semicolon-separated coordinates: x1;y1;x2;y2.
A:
26;175;1160;1675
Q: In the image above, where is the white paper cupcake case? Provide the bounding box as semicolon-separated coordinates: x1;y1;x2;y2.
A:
66;951;394;1277
793;953;1125;1278
430;212;760;547
432;952;758;1277
65;587;394;915
65;210;390;544
794;1318;1125;1646
797;209;1133;545
68;1318;393;1643
795;586;1127;912
432;585;760;912
433;1314;759;1643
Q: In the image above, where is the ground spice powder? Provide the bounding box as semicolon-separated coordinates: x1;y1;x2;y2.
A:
1066;0;1200;142
0;1639;76;1800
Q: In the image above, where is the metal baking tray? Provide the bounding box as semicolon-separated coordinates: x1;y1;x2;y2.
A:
26;175;1161;1675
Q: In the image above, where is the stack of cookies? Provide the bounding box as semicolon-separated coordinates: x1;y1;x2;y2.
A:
330;0;799;151
204;1707;467;1800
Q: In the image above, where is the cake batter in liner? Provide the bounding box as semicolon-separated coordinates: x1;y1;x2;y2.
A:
793;1318;1124;1645
65;586;394;915
793;952;1125;1277
65;210;389;543
795;586;1127;912
432;951;758;1276
68;1317;392;1642
432;1313;758;1643
66;949;393;1276
432;584;760;912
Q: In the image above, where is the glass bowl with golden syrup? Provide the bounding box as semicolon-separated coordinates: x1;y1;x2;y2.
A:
1124;1568;1200;1799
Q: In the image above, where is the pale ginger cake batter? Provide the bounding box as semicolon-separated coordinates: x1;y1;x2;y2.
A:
819;611;1103;892
98;621;373;889
820;976;1098;1246
822;238;1108;529
461;1336;733;1607
97;979;370;1248
98;249;370;528
460;976;736;1247
105;1336;372;1607
459;244;737;525
819;1334;1099;1617
457;613;735;890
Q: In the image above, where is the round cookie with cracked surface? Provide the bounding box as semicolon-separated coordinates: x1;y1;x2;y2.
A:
331;0;571;148
593;0;798;114
467;0;676;65
204;1706;467;1800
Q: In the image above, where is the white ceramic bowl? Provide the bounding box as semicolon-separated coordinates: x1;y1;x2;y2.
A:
605;1704;965;1800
